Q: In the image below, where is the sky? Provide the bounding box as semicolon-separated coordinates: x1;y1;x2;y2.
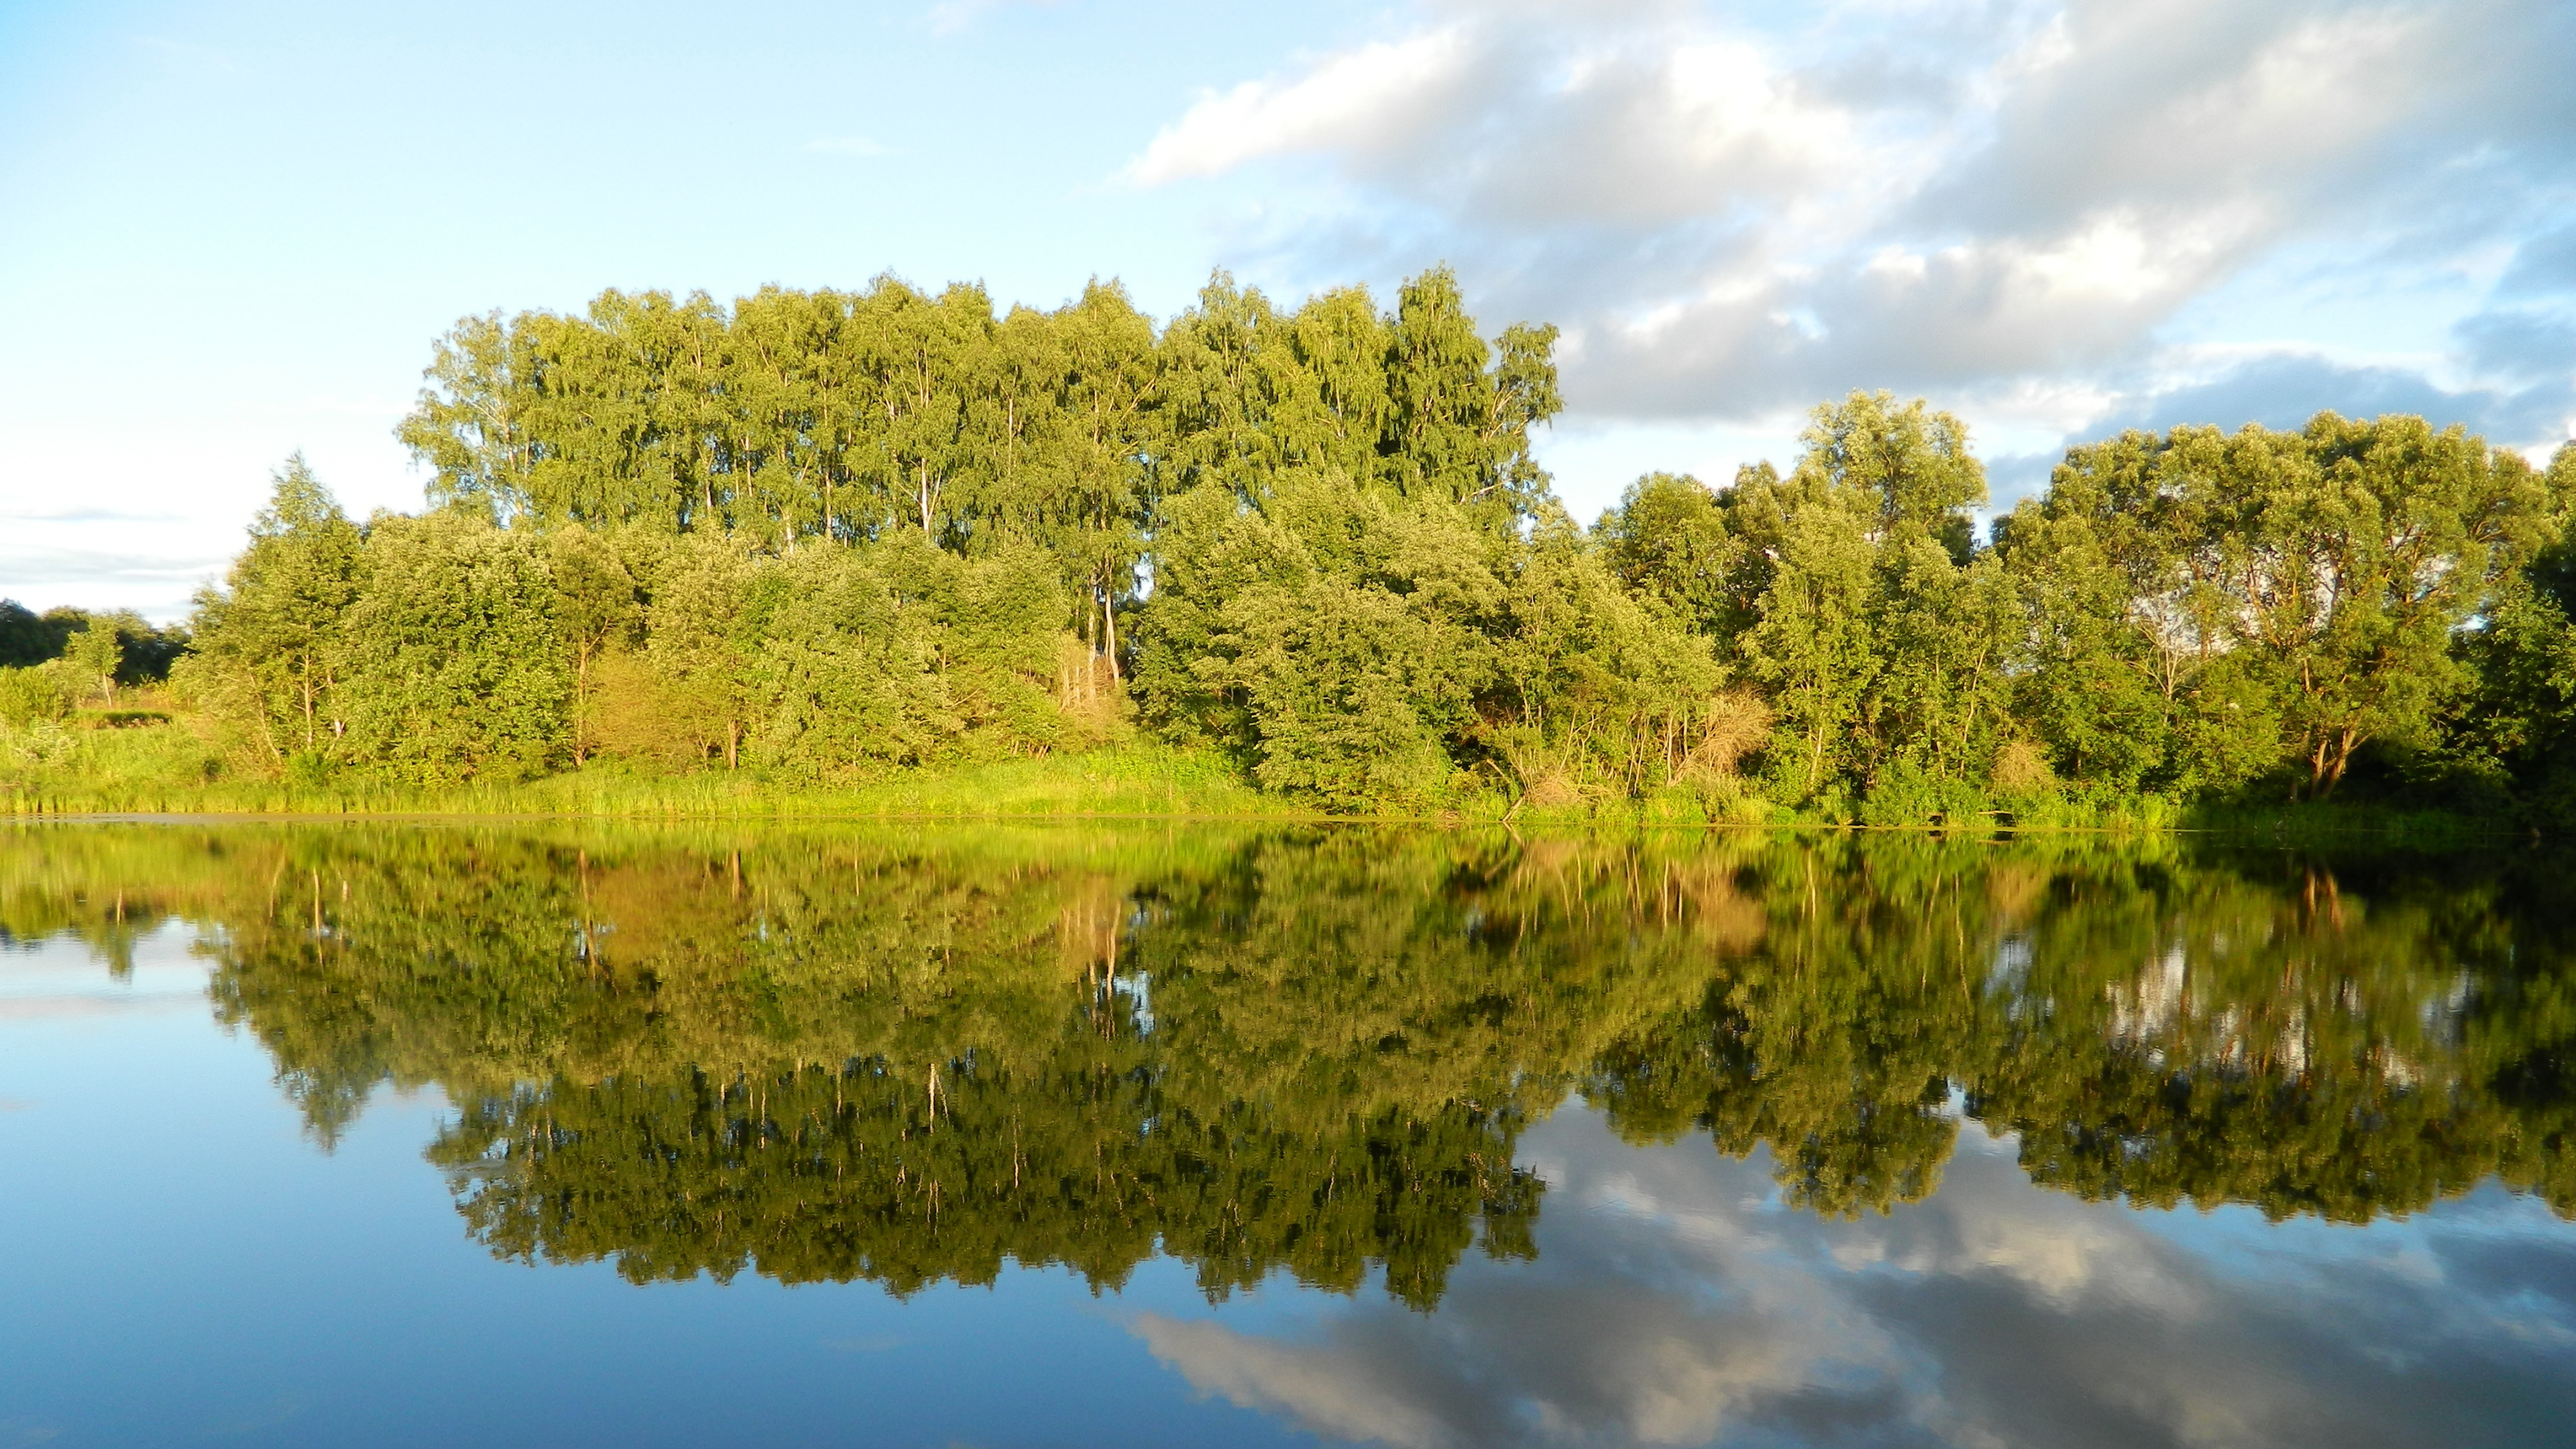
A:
3;0;2572;621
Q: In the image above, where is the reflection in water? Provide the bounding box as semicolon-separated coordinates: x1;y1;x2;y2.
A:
1139;1114;2576;1449
11;823;2576;1449
8;824;2570;1305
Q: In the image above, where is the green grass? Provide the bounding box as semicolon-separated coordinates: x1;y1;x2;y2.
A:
1;714;230;816
499;744;1301;821
0;713;2541;843
0;721;1308;822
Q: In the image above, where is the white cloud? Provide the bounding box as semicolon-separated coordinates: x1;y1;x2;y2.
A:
1129;29;1476;186
1126;0;2576;485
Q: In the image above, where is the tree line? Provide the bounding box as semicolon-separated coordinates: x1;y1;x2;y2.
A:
0;601;187;721
9;266;2571;821
9;824;2570;1302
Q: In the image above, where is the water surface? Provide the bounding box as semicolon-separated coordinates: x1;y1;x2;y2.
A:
3;823;2571;1447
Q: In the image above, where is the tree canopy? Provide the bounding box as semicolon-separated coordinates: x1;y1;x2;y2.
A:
7;265;2568;826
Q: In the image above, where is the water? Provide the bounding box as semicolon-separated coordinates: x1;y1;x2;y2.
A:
2;822;2571;1448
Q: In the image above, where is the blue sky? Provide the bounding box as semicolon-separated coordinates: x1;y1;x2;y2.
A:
4;0;2572;619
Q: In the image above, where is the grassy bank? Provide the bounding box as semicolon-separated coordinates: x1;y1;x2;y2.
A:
0;712;2534;843
0;717;1299;820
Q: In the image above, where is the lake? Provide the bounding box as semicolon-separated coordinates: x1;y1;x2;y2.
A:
3;822;2571;1448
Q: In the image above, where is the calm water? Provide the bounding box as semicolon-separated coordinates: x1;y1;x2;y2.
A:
3;823;2572;1448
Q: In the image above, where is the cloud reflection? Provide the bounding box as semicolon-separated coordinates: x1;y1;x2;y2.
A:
1138;1110;2576;1448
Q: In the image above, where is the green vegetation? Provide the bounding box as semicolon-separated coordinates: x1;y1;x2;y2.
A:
9;824;2571;1302
6;266;2572;828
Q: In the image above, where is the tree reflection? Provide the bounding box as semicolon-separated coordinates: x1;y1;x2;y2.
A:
7;822;2571;1303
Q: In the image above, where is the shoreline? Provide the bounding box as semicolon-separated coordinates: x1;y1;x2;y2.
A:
0;731;2538;844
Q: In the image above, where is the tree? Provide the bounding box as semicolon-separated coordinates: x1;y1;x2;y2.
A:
1999;425;2300;796
182;453;364;764
1799;389;1984;559
2445;441;2576;821
1597;473;1750;641
1741;483;1881;804
1031;280;1159;682
2016;417;2551;799
0;600;62;668
849;278;995;539
1995;435;2194;792
1715;394;2011;813
64;623;121;706
334;264;2576;829
1384;266;1560;528
548;524;642;763
335;511;569;784
646;536;763;769
1488;510;1723;803
398;310;539;520
2263;414;2550;795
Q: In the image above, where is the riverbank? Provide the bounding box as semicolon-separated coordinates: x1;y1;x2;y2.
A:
0;717;1293;821
0;712;2532;844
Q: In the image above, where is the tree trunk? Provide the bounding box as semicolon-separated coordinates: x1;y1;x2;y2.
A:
2317;728;2359;798
1103;581;1121;686
572;647;592;765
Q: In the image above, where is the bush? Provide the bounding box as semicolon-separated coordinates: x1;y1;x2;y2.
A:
0;662;77;725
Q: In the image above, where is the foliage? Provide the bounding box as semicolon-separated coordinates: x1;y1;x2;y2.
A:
0;662;79;726
1997;420;2555;805
17;268;2573;831
0;600;189;687
174;452;364;770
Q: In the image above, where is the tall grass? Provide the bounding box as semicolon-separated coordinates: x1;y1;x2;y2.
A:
0;712;2528;843
0;718;1303;822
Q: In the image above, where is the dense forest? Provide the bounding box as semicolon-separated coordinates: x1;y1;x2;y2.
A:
7;824;2571;1303
5;267;2573;823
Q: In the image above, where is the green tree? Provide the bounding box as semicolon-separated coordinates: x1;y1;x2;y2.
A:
645;536;762;768
2444;441;2576;821
547;524;642;763
397;310;539;519
0;600;67;668
180;453;364;766
1736;468;1880;803
335;511;569;784
1487;510;1724;804
2265;414;2550;794
63;623;122;706
1597;473;1750;641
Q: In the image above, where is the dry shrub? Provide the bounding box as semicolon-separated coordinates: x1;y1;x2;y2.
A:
1052;634;1129;748
582;647;696;767
1523;771;1585;808
1989;738;2057;798
1487;724;1591;810
1054;634;1113;708
1678;690;1773;782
